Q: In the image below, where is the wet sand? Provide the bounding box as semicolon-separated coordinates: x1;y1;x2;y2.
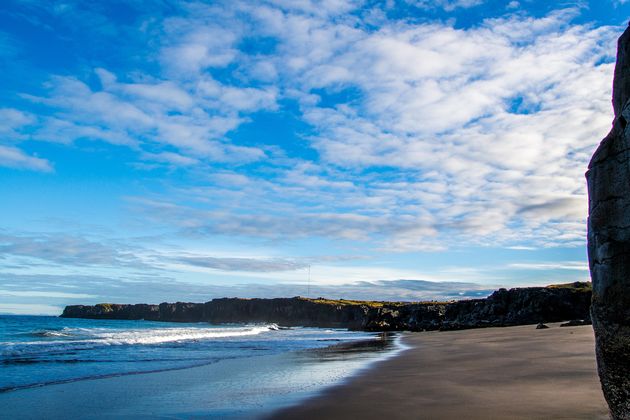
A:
270;324;609;419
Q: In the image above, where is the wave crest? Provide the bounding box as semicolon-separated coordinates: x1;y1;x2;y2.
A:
5;324;277;348
94;325;275;345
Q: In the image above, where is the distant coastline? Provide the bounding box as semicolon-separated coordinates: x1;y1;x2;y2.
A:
61;281;592;332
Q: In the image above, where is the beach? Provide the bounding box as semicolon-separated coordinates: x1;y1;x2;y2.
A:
1;322;609;419
271;323;609;419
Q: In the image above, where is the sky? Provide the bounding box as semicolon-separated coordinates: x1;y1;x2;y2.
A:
0;0;628;315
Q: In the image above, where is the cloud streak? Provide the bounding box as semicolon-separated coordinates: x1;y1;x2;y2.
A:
171;255;310;272
0;145;52;172
0;231;144;268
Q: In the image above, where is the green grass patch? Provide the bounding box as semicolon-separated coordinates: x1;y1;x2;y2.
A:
546;281;592;291
300;297;407;308
300;297;453;307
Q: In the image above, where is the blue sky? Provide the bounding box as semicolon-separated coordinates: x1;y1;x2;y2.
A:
0;0;627;314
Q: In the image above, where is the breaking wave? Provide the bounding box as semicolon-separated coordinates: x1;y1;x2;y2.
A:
7;324;278;347
1;324;280;362
28;330;72;338
76;324;276;345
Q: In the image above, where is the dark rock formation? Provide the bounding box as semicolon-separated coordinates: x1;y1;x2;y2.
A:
61;298;372;329
536;323;549;329
61;282;591;332
587;25;630;419
438;284;591;331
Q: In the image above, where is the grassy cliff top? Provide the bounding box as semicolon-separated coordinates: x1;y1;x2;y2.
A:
301;297;455;307
545;281;592;291
300;297;410;308
300;282;592;307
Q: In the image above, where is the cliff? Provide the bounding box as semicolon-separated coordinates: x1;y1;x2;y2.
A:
61;282;591;332
587;24;630;419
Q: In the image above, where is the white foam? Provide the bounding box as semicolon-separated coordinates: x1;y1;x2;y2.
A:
5;325;277;348
32;330;72;338
92;325;275;345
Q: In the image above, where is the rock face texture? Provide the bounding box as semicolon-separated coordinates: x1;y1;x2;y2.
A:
587;25;630;419
61;282;591;332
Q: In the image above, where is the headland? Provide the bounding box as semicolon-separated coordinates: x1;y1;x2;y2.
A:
61;281;592;332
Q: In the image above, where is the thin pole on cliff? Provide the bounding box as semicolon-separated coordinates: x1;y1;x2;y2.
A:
307;265;311;297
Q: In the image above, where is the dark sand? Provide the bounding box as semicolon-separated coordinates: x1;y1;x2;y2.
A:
270;324;609;419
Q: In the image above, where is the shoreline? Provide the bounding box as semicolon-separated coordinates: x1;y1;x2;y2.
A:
269;323;609;419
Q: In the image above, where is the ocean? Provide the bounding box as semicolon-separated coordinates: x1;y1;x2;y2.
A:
0;315;398;418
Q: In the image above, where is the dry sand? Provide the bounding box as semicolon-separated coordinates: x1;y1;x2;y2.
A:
269;323;609;419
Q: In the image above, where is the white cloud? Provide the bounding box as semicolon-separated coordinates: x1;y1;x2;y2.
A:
507;1;520;9
0;145;52;172
171;255;309;272
23;72;272;163
405;0;484;11
262;0;364;16
0;108;34;137
0;108;52;171
4;2;621;251
141;151;199;166
119;5;617;251
130;196;442;251
0;232;144;267
248;7;616;248
160;22;240;73
0;229;360;275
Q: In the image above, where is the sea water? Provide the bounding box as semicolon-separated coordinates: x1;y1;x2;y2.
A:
0;315;397;418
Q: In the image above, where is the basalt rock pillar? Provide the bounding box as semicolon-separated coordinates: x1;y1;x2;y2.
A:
587;24;630;420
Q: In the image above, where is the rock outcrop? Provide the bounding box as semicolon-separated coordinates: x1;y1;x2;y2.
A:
61;282;591;332
587;25;630;419
61;298;372;329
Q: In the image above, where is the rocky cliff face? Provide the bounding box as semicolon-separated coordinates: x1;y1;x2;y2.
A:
61;282;591;332
61;298;371;329
587;25;630;419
